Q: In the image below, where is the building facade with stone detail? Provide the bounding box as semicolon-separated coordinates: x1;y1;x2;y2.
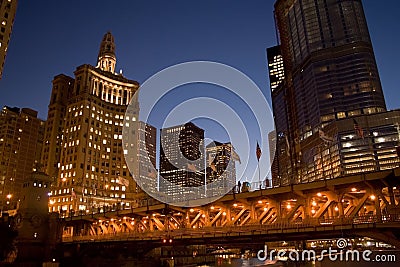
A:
43;32;146;215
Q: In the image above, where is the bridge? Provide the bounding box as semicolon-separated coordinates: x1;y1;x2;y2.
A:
59;168;400;249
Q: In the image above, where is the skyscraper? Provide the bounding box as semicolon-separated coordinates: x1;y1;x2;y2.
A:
44;32;143;215
41;74;74;181
0;106;45;210
270;0;395;185
159;122;205;200
267;46;294;184
266;46;285;92
206;141;236;196
136;121;157;193
0;0;17;79
267;130;278;185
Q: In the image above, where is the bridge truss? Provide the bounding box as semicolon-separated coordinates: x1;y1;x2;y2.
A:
61;169;400;247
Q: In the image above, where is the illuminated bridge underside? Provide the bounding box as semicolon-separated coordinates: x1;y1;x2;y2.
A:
62;168;400;247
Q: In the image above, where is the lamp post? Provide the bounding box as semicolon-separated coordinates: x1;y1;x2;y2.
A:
6;194;12;209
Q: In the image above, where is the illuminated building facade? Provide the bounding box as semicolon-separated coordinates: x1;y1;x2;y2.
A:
270;0;392;185
206;141;236;196
0;106;45;210
159;122;205;198
267;46;293;185
0;0;17;79
298;110;400;183
44;32;142;214
266;45;285;92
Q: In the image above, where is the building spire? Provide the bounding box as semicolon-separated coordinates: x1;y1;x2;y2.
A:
96;31;116;73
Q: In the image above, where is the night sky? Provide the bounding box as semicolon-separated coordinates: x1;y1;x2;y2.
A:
0;0;399;182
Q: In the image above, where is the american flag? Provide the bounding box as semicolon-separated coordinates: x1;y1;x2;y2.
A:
187;163;197;172
256;142;262;161
147;169;157;179
353;119;364;138
231;147;241;164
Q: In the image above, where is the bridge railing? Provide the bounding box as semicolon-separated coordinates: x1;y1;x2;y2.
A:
62;213;400;243
58;197;164;218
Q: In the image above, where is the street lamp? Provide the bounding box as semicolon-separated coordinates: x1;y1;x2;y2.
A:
6;194;12;205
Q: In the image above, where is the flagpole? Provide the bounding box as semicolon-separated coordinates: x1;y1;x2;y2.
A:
256;141;262;190
204;142;207;196
258;158;261;190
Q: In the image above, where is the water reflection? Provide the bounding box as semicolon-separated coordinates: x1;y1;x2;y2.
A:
201;257;286;266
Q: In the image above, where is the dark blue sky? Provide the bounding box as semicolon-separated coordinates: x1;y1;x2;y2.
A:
0;0;399;182
2;0;399;117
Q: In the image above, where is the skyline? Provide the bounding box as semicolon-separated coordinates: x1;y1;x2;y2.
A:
1;2;400;266
1;1;399;117
0;1;400;183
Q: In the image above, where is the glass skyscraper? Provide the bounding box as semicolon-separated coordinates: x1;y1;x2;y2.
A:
269;0;397;185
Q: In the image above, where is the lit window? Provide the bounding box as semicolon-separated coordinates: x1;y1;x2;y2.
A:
342;142;352;148
376;137;386;143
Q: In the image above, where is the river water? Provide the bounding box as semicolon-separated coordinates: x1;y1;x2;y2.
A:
192;251;400;267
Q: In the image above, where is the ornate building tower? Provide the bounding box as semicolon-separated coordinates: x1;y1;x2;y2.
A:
43;32;144;215
96;32;116;73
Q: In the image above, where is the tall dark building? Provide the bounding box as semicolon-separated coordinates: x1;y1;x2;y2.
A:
137;121;157;193
159;122;205;200
267;46;292;184
206;141;236;196
267;130;279;186
0;0;17;79
270;0;394;185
